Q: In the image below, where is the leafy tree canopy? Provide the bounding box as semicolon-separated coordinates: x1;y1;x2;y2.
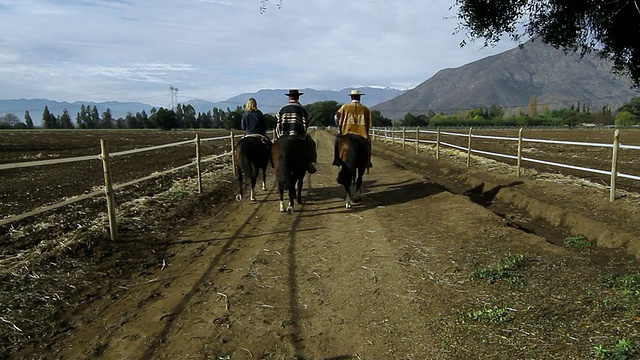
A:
454;0;640;86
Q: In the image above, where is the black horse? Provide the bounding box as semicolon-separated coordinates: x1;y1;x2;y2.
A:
336;134;370;208
271;135;309;213
235;135;271;201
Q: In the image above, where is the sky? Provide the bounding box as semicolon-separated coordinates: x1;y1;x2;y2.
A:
0;0;519;108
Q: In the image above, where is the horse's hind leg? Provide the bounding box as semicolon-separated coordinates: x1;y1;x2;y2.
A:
296;175;304;205
352;167;365;203
261;167;267;191
235;169;243;201
250;176;257;201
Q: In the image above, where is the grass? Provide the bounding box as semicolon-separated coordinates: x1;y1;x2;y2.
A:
564;234;592;248
595;338;638;359
466;307;514;323
601;271;640;300
470;253;526;285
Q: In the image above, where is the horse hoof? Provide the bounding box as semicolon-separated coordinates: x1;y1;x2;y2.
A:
261;185;267;191
287;206;294;214
346;203;352;209
235;194;242;201
251;196;257;202
352;197;361;204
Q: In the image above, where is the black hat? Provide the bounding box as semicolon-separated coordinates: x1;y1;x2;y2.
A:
285;89;304;96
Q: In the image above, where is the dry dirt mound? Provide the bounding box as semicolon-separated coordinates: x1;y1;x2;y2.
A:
2;130;640;359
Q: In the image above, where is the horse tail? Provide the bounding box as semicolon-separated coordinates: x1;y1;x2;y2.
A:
277;137;292;190
345;134;360;171
238;138;256;178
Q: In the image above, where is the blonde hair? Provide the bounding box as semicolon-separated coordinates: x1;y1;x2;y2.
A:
245;98;258;112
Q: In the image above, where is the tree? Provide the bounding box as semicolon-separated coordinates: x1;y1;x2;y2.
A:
528;96;538;118
402;112;429;127
0;113;20;128
305;101;340;127
371;110;392;127
42;106;59;129
454;0;640;86
101;109;113;129
59;109;74;129
155;107;178;130
24;111;34;128
615;111;638;126
618;96;640;117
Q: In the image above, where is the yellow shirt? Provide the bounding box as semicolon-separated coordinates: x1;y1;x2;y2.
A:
335;101;372;138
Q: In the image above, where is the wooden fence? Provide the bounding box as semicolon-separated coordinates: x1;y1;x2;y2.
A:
0;132;243;240
372;127;640;202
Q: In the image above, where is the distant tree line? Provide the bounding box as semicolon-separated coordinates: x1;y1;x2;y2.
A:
2;96;640;130
392;96;640;129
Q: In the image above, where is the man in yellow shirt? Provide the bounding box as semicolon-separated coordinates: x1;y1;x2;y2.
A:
333;89;373;167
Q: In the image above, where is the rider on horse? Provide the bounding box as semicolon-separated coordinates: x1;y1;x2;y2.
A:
275;89;317;174
241;98;272;151
333;89;373;168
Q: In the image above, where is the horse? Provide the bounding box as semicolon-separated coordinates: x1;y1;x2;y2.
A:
234;135;272;201
271;135;309;213
336;133;370;208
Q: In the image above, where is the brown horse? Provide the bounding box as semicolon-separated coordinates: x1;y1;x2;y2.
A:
271;135;308;213
336;134;370;208
235;135;271;201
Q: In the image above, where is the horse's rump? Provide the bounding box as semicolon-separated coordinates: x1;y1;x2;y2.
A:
237;136;270;178
272;136;307;190
338;134;369;171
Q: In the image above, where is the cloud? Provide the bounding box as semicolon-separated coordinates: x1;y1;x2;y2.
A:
0;0;519;104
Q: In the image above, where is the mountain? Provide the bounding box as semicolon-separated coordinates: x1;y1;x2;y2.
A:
191;86;406;115
0;87;404;126
372;39;640;120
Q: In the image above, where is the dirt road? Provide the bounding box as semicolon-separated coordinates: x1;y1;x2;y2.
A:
15;130;640;359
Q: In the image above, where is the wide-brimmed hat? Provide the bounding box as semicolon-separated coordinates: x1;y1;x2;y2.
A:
285;89;304;96
349;89;365;96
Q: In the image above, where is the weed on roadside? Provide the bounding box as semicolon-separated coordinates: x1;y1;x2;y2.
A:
594;338;639;359
564;234;592;249
470;253;526;285
466;306;514;323
601;271;640;301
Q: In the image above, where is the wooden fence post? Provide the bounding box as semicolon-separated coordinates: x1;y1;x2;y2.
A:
436;127;441;160
372;128;375;142
415;126;420;154
391;127;395;145
195;133;202;193
467;127;473;167
230;131;236;176
100;139;118;241
516;128;523;177
610;129;620;202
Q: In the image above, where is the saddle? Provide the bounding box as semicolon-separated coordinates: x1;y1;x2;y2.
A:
243;133;271;145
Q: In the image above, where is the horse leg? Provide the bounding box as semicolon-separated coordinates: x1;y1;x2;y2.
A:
235;169;243;201
296;174;304;205
279;185;286;212
261;166;267;191
287;181;295;214
352;167;364;203
250;176;257;201
345;183;352;209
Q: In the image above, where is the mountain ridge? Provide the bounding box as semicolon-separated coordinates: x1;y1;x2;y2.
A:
372;39;640;119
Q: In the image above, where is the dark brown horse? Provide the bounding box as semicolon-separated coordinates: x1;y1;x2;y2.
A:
336;134;370;208
235;135;271;201
271;135;308;213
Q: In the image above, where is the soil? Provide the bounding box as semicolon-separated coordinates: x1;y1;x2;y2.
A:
2;129;640;359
